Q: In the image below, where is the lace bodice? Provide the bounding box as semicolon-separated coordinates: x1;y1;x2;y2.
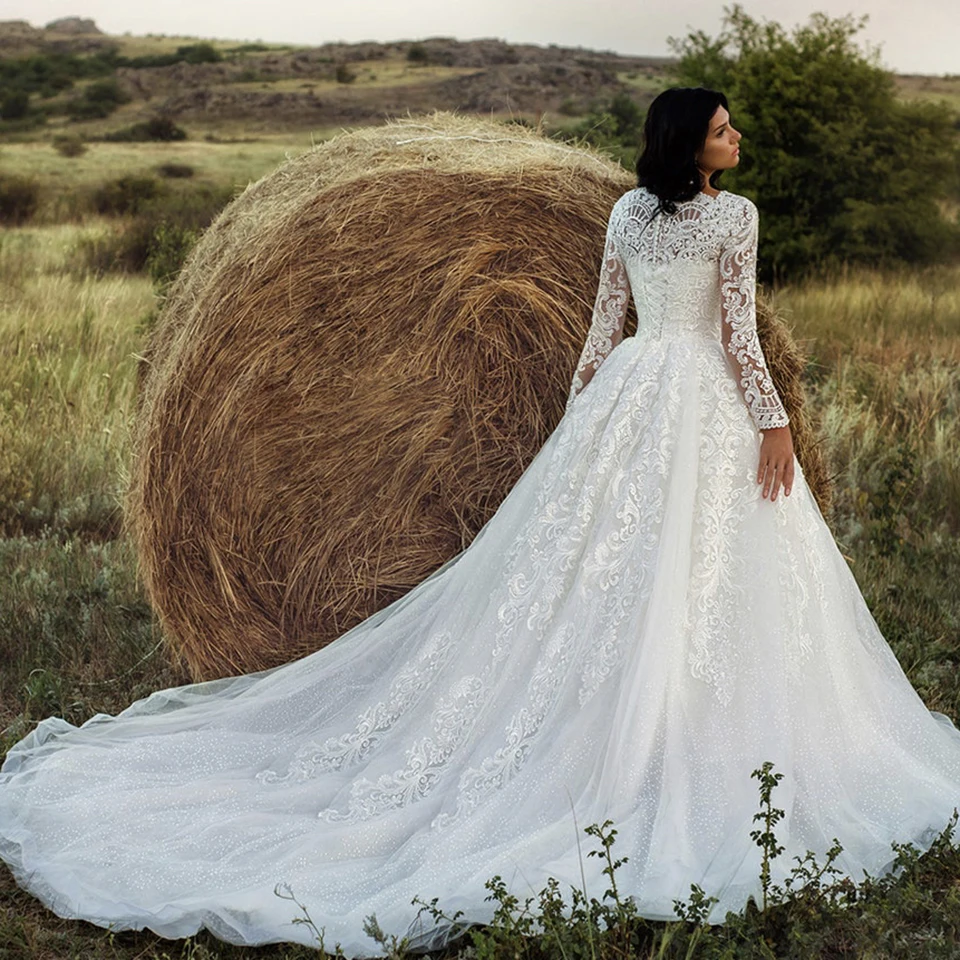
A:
567;187;790;432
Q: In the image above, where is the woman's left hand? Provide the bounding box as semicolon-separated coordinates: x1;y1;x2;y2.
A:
758;425;794;501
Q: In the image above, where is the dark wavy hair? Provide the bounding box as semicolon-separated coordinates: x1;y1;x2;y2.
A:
635;86;730;216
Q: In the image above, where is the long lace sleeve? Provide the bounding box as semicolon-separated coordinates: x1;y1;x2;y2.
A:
565;209;630;412
718;200;790;432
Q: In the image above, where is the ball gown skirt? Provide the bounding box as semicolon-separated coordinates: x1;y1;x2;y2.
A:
1;327;959;955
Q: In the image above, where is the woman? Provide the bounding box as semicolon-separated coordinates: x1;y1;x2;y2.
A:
1;87;959;955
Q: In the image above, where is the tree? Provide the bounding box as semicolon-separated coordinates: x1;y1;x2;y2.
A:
668;4;960;282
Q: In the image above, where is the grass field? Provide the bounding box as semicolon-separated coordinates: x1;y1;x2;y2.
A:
0;135;959;956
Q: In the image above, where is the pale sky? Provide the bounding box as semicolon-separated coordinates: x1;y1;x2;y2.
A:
5;0;958;75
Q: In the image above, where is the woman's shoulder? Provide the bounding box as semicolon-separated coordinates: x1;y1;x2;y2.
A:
719;191;757;213
718;192;759;231
609;187;656;223
616;186;653;207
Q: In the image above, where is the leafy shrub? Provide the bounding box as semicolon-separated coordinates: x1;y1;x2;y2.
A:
407;43;454;67
119;53;183;69
51;133;87;157
563;91;644;149
0;175;40;225
146;220;202;293
227;43;271;54
101;115;187;142
0;49;120;101
84;78;128;105
151;116;187;140
91;175;165;216
71;220;155;276
0;89;30;120
73;183;234;278
175;42;222;65
64;77;130;120
65;97;111;120
119;42;222;70
407;43;428;63
335;63;357;84
156;162;194;178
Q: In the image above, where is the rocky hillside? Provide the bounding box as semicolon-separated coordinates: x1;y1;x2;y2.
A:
6;17;954;133
0;18;675;129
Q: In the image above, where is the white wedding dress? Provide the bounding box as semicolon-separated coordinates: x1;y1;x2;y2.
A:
2;186;959;955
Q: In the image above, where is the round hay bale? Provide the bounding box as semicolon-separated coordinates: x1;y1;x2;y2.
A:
128;111;830;681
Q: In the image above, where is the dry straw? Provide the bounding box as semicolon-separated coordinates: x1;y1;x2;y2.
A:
127;110;830;681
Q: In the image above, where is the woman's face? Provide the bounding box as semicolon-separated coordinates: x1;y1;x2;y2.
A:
697;105;742;175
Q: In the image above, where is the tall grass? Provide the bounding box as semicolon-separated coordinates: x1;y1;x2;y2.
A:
773;265;960;722
0;224;152;538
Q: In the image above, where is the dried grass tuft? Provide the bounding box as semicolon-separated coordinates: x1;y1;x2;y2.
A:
127;111;830;680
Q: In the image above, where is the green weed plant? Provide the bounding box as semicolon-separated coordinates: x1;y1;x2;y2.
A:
276;762;960;960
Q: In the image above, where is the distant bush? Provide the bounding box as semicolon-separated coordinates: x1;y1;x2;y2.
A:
405;43;455;67
156;162;194;178
0;90;30;120
65;77;130;120
92;175;166;216
175;43;223;65
561;91;644;148
85;78;128;104
0;175;40;225
407;44;428;64
226;43;271;54
0;49;121;101
119;42;223;70
554;91;645;154
102;115;187;142
72;227;142;277
335;63;356;84
52;133;87;157
0;111;47;134
118;53;181;69
606;92;644;139
74;183;235;279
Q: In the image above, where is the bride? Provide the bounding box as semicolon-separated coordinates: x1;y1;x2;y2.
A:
2;86;959;955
